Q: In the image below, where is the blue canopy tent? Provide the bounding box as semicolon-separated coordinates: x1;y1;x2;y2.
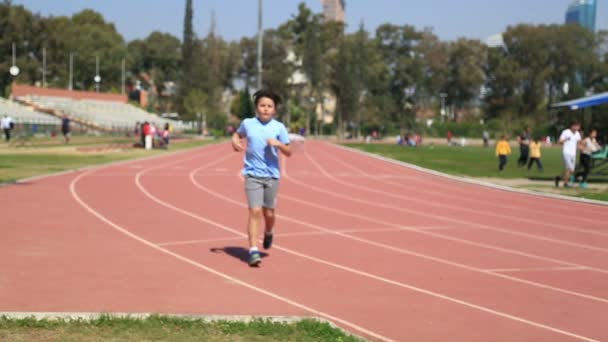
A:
550;92;608;110
551;92;608;176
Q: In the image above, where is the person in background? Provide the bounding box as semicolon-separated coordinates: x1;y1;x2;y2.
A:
517;127;532;167
1;114;14;142
161;123;171;148
61;115;71;144
555;121;582;188
496;135;512;172
527;137;543;172
576;129;601;189
483;130;490;148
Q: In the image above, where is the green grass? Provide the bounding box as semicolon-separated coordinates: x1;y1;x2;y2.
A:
345;143;608;202
0;137;218;183
0;315;360;342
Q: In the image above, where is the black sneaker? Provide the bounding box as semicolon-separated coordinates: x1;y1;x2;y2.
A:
263;232;274;250
248;251;262;267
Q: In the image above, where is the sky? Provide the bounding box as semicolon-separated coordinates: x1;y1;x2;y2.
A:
11;0;608;43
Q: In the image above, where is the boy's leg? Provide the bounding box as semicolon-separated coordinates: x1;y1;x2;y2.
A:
527;158;534;170
247;208;263;248
262;208;275;249
536;159;543;171
262;178;279;249
263;208;275;234
245;176;265;265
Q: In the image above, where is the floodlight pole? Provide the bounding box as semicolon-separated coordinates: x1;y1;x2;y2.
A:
69;52;74;91
42;47;47;87
257;0;263;90
121;58;126;95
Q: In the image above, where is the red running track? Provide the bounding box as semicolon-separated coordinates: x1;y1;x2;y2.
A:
1;141;608;341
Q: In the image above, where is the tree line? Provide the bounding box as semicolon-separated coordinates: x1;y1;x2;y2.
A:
2;0;607;136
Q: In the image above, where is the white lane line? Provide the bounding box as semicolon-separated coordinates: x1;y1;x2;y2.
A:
192;167;608;305
320;147;608;237
301;149;608;253
70;164;395;342
487;266;589;273
332;142;608;210
156;227;446;247
178;164;599;340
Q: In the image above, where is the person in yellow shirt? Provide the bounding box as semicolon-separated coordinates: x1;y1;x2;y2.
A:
496;135;512;171
527;137;543;171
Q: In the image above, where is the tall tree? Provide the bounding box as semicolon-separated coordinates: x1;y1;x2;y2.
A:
178;0;196;115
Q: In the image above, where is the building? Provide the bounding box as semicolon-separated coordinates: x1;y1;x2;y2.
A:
321;0;345;22
565;0;597;32
485;33;505;48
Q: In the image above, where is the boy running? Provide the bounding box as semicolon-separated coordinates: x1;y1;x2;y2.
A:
231;90;291;267
555;121;582;188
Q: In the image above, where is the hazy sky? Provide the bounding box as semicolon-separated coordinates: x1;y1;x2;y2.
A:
11;0;608;42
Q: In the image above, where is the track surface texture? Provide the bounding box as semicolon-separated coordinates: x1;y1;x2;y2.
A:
2;141;607;341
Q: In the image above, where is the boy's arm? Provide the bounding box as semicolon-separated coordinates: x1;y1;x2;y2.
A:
267;139;291;156
232;132;244;152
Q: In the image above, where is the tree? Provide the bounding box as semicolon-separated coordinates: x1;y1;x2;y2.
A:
184;89;207;133
375;24;424;134
445;38;486;114
177;0;197;115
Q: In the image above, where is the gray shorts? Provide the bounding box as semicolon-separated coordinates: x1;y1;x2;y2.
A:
245;176;279;209
563;153;576;172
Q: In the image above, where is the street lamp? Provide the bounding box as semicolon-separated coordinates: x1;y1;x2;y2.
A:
439;92;447;122
9;42;20;77
256;0;263;90
94;55;101;92
68;52;74;91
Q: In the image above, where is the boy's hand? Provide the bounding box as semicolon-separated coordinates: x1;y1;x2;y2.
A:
267;138;282;147
232;136;244;152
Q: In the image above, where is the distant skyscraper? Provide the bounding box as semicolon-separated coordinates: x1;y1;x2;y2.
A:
321;0;345;22
565;0;597;32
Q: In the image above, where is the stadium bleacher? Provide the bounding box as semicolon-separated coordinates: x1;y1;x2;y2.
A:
0;97;61;125
16;95;191;132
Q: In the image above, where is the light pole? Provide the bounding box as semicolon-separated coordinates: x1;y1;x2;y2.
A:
9;42;20;77
256;0;263;90
439;92;447;122
42;47;47;87
94;55;101;93
121;58;126;95
68;52;74;91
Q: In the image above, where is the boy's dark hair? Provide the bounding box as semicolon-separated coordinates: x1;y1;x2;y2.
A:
253;90;282;107
570;120;580;127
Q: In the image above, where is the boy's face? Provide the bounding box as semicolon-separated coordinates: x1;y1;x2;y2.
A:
256;97;276;122
572;124;580;132
590;130;597;138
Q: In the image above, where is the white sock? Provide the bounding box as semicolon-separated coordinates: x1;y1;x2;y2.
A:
265;230;273;235
249;247;259;253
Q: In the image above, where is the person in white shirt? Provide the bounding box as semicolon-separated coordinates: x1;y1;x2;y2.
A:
555;121;582;188
1;115;13;142
575;129;602;188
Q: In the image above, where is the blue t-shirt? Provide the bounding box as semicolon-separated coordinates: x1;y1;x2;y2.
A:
237;117;290;179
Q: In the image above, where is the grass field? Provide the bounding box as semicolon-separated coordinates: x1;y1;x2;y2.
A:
0;315;360;342
0;136;215;184
345;143;608;202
